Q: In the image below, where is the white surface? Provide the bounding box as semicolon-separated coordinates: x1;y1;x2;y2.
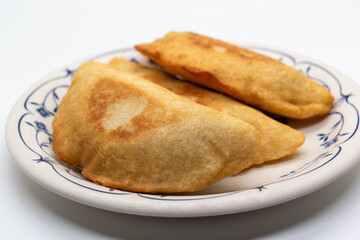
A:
1;0;360;238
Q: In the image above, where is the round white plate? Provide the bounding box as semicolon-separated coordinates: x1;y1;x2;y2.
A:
6;46;360;217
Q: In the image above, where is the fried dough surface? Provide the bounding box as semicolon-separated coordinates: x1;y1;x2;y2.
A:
135;32;334;119
110;58;305;163
52;62;262;193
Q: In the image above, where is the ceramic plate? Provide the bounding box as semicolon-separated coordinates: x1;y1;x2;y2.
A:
6;46;360;217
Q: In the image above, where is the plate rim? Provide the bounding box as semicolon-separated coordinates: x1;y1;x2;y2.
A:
5;45;360;217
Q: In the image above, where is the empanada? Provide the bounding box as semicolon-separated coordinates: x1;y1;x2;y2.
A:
52;62;262;193
135;32;334;119
109;58;304;163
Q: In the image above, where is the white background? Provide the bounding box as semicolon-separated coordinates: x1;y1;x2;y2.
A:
1;0;360;239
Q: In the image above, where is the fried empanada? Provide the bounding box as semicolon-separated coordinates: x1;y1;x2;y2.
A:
52;61;262;193
109;58;304;163
135;32;334;119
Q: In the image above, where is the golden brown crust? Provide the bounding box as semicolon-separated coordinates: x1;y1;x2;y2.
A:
109;58;305;164
52;61;262;193
135;32;334;119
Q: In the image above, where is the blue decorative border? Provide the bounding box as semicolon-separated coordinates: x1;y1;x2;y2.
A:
17;47;359;201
